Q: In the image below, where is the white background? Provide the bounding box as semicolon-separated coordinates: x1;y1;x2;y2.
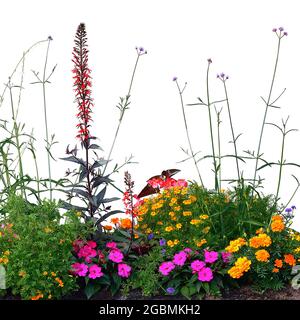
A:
1;0;300;230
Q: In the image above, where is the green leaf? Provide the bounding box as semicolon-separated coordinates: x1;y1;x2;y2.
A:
180;286;191;300
84;282;102;300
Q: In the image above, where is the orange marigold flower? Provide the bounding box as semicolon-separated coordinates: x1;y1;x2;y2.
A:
249;234;272;248
121;218;132;229
111;217;120;224
272;268;279;273
271;215;285;232
255;249;270;262
284;254;296;266
274;259;283;268
103;225;113;231
225;238;247;253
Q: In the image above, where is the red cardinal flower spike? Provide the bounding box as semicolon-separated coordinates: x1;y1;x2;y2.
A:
72;23;94;142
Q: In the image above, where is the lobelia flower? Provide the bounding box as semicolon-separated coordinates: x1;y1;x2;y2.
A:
173;251;187;266
198;267;214;282
71;262;88;277
191;260;206;273
108;249;124;263
204;250;218;263
166;287;175;294
159;239;166;246
118;263;132;278
159;261;176;276
148;233;154;240
72;23;94;141
88;265;104;279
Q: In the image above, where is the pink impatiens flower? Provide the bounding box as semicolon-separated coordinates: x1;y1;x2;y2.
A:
159;262;176;276
191;260;206;273
78;245;97;263
221;252;232;263
108;249;124;263
88;265;104;279
204;250;218;264
73;239;84;253
106;242;117;249
87;240;97;248
173;251;187;266
198;267;214;282
118;263;132;278
71;262;88;277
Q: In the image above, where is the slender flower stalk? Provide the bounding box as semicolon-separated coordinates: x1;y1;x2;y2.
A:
218;73;240;182
7;78;25;198
206;59;219;191
252;28;287;190
102;47;146;176
72;23;94;216
174;78;204;187
214;105;222;189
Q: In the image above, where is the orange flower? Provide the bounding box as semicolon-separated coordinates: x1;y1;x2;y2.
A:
284;254;296;266
249;234;272;248
274;259;283;268
31;293;43;300
121;218;132;229
272;268;279;273
111;217;120;225
255;249;270;262
103;225;113;231
271;215;285;232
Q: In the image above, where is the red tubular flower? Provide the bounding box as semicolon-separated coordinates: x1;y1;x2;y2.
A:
72;23;94;141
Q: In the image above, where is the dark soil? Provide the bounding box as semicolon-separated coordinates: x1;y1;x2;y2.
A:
2;285;300;300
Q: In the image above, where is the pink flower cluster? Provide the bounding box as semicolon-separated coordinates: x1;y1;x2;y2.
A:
159;249;230;283
148;177;188;189
71;240;132;280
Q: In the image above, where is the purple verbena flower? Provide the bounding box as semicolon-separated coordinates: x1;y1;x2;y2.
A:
166;287;175;295
159;238;166;246
272;28;277;32
172;76;178;81
148;233;154;240
279;27;284;32
285;207;292;213
207;58;212;64
292;205;296;210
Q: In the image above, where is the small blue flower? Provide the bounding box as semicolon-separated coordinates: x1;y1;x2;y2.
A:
285;208;292;213
166;287;175;295
159;238;166;246
148;233;154;240
291;205;296;210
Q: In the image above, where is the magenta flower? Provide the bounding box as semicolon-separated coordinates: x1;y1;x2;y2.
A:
108;249;124;263
118;263;132;278
204;250;218;263
73;239;84;253
159;262;176;276
87;240;97;248
221;252;232;263
78;245;97;263
191;260;206;273
173;251;187;266
106;242;117;249
88;265;104;279
176;179;188;187
71;262;88;277
198;267;213;282
184;248;193;254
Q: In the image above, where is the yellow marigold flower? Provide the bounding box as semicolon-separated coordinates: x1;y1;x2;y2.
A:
157;221;163;225
134;234;139;239
174;239;180;245
173;187;181;194
171;217;177;221
203;226;210;234
196;239;207;247
44;227;53;233
228;266;244;279
183;199;192;205
176;223;182;229
151;211;157;217
235;257;251;272
137;216;143;222
174;206;181;211
145;228;152;234
294;247;300;254
271;215;285;232
255;249;270;262
274;259;283;268
256;228;264;235
0;257;8;265
199;214;209;220
183;211;192;216
249;233;272;248
189;195;197;202
165;226;174;232
170;198;177;204
19;270;26;277
190;219;201;225
43;271;48;276
4;250;10;256
225;238;247;253
51;272;57;277
284;254;296;266
272;268;279;273
169;211;175;217
167;240;174;247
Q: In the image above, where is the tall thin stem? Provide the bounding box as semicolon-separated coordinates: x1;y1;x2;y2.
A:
42;38;53;200
214;106;222;190
275;130;285;202
253;35;283;190
222;80;240;182
103;51;143;176
206;62;219;191
175;80;204;187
